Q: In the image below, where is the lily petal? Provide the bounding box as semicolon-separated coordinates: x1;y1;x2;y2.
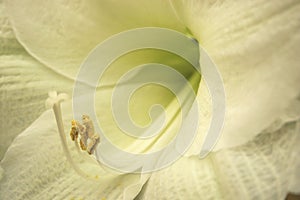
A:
0;101;147;200
4;0;187;79
136;120;300;199
288;129;300;194
171;0;300;150
6;0;300;154
0;2;73;160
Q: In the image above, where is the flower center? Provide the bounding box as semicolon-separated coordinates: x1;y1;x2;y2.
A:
96;48;201;154
72;27;204;173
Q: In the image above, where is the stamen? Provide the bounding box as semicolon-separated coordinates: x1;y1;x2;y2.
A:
70;116;100;155
46;91;99;180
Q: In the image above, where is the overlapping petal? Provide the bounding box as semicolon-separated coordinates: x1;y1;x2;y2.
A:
136;120;300;199
0;101;147;200
0;1;73;159
4;0;187;79
171;0;300;150
1;0;300;199
3;2;198;158
5;0;300;154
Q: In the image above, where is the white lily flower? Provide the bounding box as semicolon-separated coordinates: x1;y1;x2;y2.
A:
0;0;300;199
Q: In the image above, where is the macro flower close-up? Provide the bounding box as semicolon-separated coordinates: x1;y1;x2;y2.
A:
0;0;300;200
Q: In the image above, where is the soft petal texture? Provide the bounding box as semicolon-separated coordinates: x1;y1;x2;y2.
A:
0;101;147;200
287;110;300;194
1;0;202;166
136;120;300;200
5;0;300;154
0;0;73;160
0;165;3;180
288;143;300;194
4;0;187;79
95;71;199;155
264;96;300;133
3;0;203;158
171;0;300;150
1;1;300;199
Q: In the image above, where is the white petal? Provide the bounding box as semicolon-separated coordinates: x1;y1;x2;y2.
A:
172;0;300;150
81;43;201;158
288;121;300;194
0;101;146;200
137;120;300;199
0;2;73;160
93;72;199;165
137;156;222;200
0;166;3;180
213;121;300;199
3;0;201;160
4;0;186;79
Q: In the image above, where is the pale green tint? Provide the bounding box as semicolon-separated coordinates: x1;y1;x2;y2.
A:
95;49;200;153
